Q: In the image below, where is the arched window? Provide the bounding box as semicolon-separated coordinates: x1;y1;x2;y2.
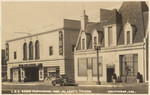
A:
29;41;33;60
35;40;40;59
23;43;27;60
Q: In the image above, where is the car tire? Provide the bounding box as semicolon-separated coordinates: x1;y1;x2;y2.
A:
61;81;66;86
52;81;56;86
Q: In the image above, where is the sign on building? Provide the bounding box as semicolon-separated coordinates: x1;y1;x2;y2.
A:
59;31;63;56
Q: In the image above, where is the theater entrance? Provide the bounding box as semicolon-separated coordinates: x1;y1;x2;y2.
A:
25;67;39;82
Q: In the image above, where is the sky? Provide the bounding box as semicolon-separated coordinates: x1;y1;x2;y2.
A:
1;1;123;49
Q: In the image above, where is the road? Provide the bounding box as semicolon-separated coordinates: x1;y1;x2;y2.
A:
2;84;148;94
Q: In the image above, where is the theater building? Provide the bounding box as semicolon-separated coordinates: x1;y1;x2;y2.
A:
6;19;81;82
74;2;149;84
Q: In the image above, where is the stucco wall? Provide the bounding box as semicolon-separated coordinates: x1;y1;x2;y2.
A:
74;43;145;82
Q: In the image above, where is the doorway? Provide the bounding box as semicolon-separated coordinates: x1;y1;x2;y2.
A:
25;67;39;82
87;69;92;82
107;68;114;82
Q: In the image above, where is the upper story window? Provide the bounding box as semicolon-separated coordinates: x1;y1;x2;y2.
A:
94;36;97;44
81;32;86;50
72;45;76;52
127;31;130;44
23;43;27;60
29;41;33;60
14;51;17;59
35;40;40;59
124;23;136;45
92;29;98;49
49;46;53;56
108;26;113;46
82;38;85;50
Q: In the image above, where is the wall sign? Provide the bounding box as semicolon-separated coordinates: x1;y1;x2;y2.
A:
59;31;63;56
5;43;9;61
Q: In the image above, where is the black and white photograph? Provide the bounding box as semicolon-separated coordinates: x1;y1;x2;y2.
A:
1;0;149;94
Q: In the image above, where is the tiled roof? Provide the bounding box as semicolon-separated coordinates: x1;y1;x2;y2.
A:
119;1;148;43
76;1;148;50
84;21;107;34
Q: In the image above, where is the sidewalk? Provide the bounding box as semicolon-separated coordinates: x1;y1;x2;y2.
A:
79;82;148;87
2;81;148;87
2;81;51;86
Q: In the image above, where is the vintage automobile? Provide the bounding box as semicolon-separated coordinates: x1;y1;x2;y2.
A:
51;74;75;86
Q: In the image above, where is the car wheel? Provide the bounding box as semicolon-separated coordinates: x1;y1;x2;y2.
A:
52;81;56;86
61;81;66;86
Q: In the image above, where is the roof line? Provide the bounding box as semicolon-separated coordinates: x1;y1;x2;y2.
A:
6;28;63;42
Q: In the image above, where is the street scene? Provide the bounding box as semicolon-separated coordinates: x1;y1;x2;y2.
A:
2;82;148;94
1;1;149;94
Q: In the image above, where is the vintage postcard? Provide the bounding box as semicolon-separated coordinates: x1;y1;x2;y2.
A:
1;0;149;94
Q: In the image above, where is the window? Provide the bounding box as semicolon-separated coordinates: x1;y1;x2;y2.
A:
92;57;103;76
49;46;53;56
14;52;17;59
72;45;76;52
22;72;23;78
120;54;138;76
23;43;27;60
87;58;92;69
82;38;85;50
45;66;60;78
108;26;113;46
127;31;130;44
94;36;97;44
29;41;33;60
78;58;87;76
35;40;40;59
40;72;42;78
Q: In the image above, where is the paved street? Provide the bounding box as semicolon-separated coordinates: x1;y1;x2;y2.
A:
2;83;148;94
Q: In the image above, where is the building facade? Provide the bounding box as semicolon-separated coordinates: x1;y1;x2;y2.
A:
6;19;81;82
74;2;149;84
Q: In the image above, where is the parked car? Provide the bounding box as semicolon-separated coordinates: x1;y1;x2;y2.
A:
51;74;76;86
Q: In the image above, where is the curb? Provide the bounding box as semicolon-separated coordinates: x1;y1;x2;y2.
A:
78;85;123;87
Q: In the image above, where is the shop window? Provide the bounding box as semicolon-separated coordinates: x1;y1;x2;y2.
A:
92;57;103;76
23;43;27;60
78;58;87;76
49;46;53;56
87;58;92;69
22;72;23;78
29;41;33;60
44;66;60;78
14;51;17;59
120;54;138;76
40;72;42;78
108;26;113;46
35;40;40;59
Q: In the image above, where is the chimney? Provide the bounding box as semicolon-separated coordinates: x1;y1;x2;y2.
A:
81;10;88;30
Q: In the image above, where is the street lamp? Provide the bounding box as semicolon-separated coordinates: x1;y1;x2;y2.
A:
94;42;101;85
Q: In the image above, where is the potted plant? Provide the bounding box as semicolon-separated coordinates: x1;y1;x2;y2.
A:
137;72;141;83
112;73;117;83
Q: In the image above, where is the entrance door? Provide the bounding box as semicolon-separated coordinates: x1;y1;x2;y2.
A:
87;69;92;82
25;67;39;82
10;68;13;82
13;68;19;82
107;68;114;82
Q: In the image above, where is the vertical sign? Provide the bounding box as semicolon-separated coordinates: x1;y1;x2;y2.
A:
5;43;9;61
59;31;63;56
